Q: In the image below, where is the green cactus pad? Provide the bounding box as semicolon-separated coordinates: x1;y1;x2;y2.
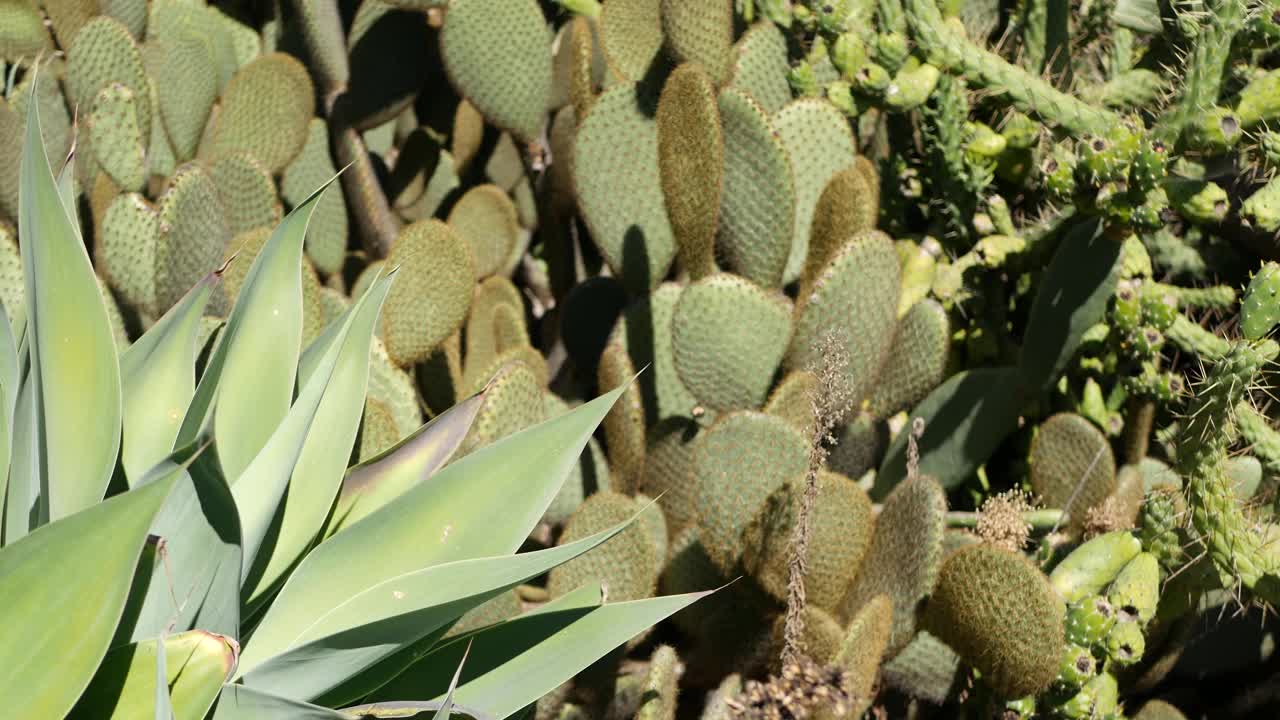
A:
0;222;20;324
773;100;858;284
671;273;793;412
463;276;525;383
599;342;646;494
145;11;218;161
67;16;151;148
208;52;313;172
790;233;900;406
1029;412;1118;536
819;594;893;719
1241;262;1280;341
573;82;677;293
838;473;947;655
448;184;520;279
209;151;282;236
1048;531;1142;603
567;15;601;122
542;391;613;527
0;2;50;60
741;470;873;611
765;605;845;668
656;63;723;282
380;220;476;367
549;491;661;602
282;119;349;276
218;226;272;308
367;336;424;439
881;630;961;704
100;192;159;316
611;283;701;424
727;22;792;115
155;162;231;315
359;398;402;461
828;413;888;480
923;544;1065;698
1107;552;1159;623
599;0;664;82
763;370;820;437
692;411;810;574
459;359;545;456
639;417;701;536
804;173;881;301
659;0;732;85
635;645;679;720
716;88;796;289
440;0;553;143
866;299;950;419
87;82;147;193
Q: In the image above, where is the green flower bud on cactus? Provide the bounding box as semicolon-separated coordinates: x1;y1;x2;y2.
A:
1056;643;1097;689
832;31;867;77
1106;552;1160;623
1001;111;1040;149
885;61;940;110
1113;283;1142;334
1049;531;1142;604
1044;145;1078;198
875;32;911;71
1104;617;1145;665
1140;285;1179;331
855;62;892;93
1241;262;1280;340
1064;595;1116;648
965;121;1007;158
1183;106;1242;153
1167;179;1229;224
1130;138;1169;192
1079;127;1139;185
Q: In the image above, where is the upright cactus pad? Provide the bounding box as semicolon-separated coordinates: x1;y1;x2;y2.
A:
282;120;348;276
448;184;520;279
790;233;901;405
727;22;792;115
838;473;947;655
459;359;544;456
209;151;282;236
773;100;858;284
611;283;700;424
880;630;962;704
741;470;873;610
691;411;811;574
440;0;553;143
145;8;218;162
599;0;664;82
1029;413;1118;536
656;63;723;281
155;163;230;315
548;491;661;603
379;220;476;368
100;192;159;316
659;0;732;85
67;16;151;147
208;52;313;172
599;342;646;494
821;594;893;719
866;299;950;418
671;273;793;412
924;544;1065;698
716;88;796;289
573;82;676;293
763;370;820;437
640;417;701;536
542;392;613;527
87;82;146;193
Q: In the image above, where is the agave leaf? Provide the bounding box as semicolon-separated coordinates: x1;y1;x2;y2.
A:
177;176;341;482
2;346;34;544
233;274;395;580
235;382;629;687
125;448;242;642
377;585;713;719
212;685;349;720
68;630;237;720
323;392;486;538
18;70;122;520
119;272;219;484
237;506;648;700
55;150;80;238
0;463;181;717
432;640;469;720
243;270;396;605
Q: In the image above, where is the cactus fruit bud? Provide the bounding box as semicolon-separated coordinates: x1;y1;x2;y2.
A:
1049;531;1142;603
1104;618;1145;665
1106;552;1159;623
1064;595;1116;648
1056;643;1097;689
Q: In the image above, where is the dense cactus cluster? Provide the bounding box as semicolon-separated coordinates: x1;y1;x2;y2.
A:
8;0;1280;717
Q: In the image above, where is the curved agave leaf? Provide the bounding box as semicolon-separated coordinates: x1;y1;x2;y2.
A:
0;462;181;717
237;506;649;700
235;381;629;690
323;392;487;538
212;685;349;720
119;272;219;484
18;70;122;520
243;270;396;604
233;273;394;580
68;629;237;720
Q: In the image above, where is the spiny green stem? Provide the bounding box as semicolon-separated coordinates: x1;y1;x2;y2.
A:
946;508;1063;529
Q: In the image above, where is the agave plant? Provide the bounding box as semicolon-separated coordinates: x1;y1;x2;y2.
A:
0;74;707;720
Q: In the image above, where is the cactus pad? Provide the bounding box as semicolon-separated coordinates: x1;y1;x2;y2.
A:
1029;412;1118;536
923;544;1065;698
765;605;844;668
823;594;893;719
0;222;22;324
87;83;147;193
599;0;664;82
145;12;218;162
1242;261;1280;341
210;151;282;236
716;88;796;289
880;630;962;704
742;470;873;610
691;410;810;574
727;22;792;115
790;233;901;405
208;52;313;172
866;299;950;418
101;192;160;316
671;273;793;412
155;163;231;315
282;119;348;276
440;0;553;143
67;16;151;147
773;100;858;284
763;370;820;437
448;184;520;279
659;0;733;85
458;359;544;456
656;63;723;281
379;220;476;367
639;417;701;536
838;473;947;655
599;342;646;494
0;2;50;60
611;284;700;428
804;179;881;301
549;491;661;602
